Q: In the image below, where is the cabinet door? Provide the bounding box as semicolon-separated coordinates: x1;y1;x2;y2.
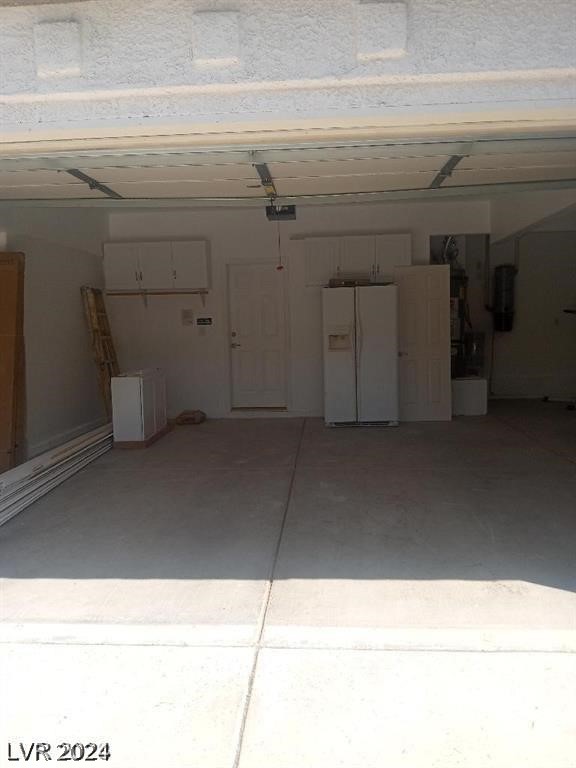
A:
154;374;167;432
103;243;140;290
303;238;340;287
339;236;375;276
138;242;174;290
375;234;411;280
172;241;209;289
140;376;157;440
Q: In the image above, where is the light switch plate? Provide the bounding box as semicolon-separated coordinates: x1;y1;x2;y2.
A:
181;309;195;326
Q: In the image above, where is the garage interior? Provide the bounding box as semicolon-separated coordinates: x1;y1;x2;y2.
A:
1;133;576;764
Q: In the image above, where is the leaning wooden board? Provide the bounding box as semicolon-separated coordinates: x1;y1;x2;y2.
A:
0;253;25;472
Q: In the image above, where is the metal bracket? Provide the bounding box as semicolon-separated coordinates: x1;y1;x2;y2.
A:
65;169;123;199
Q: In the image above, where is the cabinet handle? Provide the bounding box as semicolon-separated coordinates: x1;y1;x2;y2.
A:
135;270;139;282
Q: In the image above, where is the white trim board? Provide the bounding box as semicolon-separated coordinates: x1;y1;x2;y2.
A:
25;417;109;460
0;424;112;527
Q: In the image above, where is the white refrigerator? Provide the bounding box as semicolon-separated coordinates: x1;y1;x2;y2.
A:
322;285;399;425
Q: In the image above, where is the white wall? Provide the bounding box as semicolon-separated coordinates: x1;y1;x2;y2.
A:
107;199;489;417
491;231;576;400
491;191;576;243
3;207;108;458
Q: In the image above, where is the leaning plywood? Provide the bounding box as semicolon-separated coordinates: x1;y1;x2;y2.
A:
0;253;25;471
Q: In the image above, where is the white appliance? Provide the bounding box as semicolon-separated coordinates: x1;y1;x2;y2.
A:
111;368;168;445
452;377;488;416
322;285;399;425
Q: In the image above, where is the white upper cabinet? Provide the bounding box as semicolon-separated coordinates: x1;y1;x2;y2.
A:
339;236;375;275
171;241;210;290
138;242;173;290
300;232;412;287
103;243;140;291
103;240;210;291
303;238;340;287
374;234;412;280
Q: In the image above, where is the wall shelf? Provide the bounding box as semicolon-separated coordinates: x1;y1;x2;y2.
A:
106;289;209;306
105;290;209;296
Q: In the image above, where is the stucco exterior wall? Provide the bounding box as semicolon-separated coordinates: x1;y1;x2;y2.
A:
1;0;575;144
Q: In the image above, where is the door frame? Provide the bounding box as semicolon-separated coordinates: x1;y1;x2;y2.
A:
225;259;291;414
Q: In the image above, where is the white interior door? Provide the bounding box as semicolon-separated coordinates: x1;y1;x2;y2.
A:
228;263;287;408
394;265;451;421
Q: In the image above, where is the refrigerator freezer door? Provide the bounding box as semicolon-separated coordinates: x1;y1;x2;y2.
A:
356;285;399;423
322;287;357;423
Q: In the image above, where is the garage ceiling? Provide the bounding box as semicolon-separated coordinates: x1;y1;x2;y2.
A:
0;136;575;205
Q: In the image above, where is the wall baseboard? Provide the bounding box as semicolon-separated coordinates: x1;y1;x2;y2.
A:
223;409;322;419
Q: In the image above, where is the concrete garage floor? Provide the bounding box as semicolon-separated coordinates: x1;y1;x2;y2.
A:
1;401;575;767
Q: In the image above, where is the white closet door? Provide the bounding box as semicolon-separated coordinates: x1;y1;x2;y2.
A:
103;243;140;290
138;243;174;290
394;265;451;421
322;287;357;423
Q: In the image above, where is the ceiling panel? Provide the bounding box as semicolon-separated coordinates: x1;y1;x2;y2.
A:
0;170;85;186
276;172;437;196
459;151;576;171
260;143;471;165
0;150;255;173
445;166;576;187
268;156;446;179
0;185;106;200
81;163;258;183
108;179;266;199
262;138;576;166
465;137;576;157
